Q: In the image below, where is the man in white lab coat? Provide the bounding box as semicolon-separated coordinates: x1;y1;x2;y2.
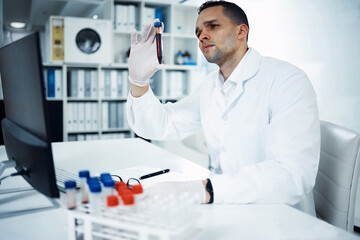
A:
126;0;320;215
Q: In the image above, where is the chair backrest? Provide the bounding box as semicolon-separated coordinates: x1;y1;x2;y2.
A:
314;121;360;231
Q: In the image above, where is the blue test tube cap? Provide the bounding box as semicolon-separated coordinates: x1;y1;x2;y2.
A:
100;173;112;181
79;170;90;178
154;21;161;27
64;180;77;189
89;182;102;193
87;177;99;185
103;178;115;188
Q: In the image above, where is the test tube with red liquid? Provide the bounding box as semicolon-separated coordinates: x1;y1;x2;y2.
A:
154;21;163;64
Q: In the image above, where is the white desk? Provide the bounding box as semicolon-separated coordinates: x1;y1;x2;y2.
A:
0;138;358;239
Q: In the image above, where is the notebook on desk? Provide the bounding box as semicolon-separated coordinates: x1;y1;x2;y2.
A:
110;165;193;189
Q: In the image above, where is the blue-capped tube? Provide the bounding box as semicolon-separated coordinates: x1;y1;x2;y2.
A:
78;170;90;204
102;178;115;201
100;172;111;182
88;181;102;214
64;180;77;210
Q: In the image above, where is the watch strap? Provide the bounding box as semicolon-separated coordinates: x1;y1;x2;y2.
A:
206;178;214;204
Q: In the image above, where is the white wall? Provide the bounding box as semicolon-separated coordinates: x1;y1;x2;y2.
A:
239;0;360;132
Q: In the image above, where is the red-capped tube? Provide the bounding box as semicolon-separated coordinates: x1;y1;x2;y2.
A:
115;181;127;191
131;184;143;194
107;195;119;207
120;193;135;205
117;187;132;196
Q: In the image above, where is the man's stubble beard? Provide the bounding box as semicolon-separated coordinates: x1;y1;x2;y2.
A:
204;46;222;64
204;31;237;65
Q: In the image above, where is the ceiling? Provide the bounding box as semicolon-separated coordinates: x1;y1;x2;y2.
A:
2;0;197;33
2;0;109;32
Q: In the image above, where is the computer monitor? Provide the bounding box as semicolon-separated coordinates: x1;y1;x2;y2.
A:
0;32;59;200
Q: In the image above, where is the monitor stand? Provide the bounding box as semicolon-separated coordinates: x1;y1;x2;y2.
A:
0;159;60;219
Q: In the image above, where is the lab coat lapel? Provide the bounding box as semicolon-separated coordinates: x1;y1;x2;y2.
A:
214;87;226;109
210;72;227;110
223;48;262;114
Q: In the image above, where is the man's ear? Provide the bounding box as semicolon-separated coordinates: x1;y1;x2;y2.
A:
237;24;249;40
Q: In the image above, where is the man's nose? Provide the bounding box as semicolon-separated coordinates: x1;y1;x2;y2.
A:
199;32;209;41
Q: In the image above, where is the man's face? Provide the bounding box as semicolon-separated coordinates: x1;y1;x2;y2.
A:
195;6;239;65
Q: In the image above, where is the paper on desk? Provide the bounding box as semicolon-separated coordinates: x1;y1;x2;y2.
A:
110;165;192;189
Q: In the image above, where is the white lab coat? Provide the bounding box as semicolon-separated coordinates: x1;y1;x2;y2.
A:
127;48;320;215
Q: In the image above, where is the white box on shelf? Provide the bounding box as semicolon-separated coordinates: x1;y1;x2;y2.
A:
45;16;112;64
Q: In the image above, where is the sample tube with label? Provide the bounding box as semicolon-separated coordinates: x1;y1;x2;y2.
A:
88;180;102;214
154;21;163;64
102;178;115;200
107;195;119;208
78;170;90;204
64;180;77;210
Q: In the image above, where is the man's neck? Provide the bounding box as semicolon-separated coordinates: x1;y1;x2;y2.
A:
219;47;248;80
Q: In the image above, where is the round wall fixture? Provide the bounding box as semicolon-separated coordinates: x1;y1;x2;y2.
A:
75;28;101;54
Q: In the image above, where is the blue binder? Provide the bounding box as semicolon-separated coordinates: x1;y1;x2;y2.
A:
47;69;55;98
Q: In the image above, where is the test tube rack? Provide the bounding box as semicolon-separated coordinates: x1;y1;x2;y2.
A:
67;198;202;240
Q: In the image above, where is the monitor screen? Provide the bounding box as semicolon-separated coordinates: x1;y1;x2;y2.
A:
0;32;59;198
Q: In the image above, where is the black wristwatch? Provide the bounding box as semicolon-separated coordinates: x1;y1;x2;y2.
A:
206;178;214;204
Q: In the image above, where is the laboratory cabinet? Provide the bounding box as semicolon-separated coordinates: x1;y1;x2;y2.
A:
41;0;200;142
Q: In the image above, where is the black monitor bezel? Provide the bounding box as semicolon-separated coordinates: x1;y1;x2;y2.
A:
0;32;59;198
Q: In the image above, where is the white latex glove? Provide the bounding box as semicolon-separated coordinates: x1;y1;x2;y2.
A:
128;19;163;87
140;180;206;204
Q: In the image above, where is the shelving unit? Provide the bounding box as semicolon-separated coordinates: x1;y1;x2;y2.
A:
42;0;199;142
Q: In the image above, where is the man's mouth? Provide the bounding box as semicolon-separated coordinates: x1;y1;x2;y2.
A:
203;44;214;53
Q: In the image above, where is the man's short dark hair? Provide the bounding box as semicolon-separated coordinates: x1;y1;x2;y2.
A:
198;0;249;29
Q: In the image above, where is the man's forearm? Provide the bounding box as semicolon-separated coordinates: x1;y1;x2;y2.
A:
130;83;149;98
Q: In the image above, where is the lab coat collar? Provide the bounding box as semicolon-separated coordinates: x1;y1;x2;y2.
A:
227;47;261;84
221;48;262;114
215;48;261;89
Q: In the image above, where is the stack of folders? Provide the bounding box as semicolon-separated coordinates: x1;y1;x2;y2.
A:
166;71;187;99
67;102;98;132
144;7;163;28
101;70;129;99
67;70;98;99
68;132;130;142
67;69;129;99
114;4;138;31
44;69;62;99
101;132;130;139
114;4;163;31
102;102;129;131
68;134;99;142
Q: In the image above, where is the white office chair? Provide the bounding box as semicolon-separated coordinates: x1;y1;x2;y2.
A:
314;121;360;232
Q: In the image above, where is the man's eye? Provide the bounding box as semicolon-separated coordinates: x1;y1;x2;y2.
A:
210;24;219;29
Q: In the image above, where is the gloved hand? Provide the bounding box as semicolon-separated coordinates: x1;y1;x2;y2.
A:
140;180;206;204
128;19;163;87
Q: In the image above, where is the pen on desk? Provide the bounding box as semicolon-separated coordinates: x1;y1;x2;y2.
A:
139;169;170;180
